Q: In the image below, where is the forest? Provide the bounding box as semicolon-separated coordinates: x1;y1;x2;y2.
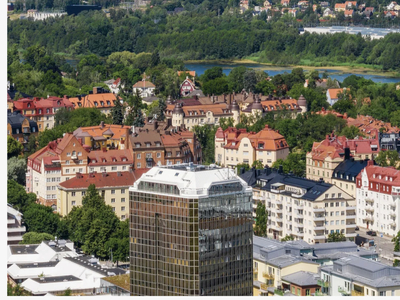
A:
7;6;400;71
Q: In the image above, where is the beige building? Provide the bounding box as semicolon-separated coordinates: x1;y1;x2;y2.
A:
57;170;147;220
307;134;380;183
215;125;289;168
240;167;356;244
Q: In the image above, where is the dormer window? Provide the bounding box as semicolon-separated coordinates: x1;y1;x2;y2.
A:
57;101;61;106
27;103;31;108
94;102;98;107
135;143;140;148
39;109;42;114
78;103;82;107
92;159;96;163
122;157;127;162
46;108;50;113
107;101;110;105
102;158;106;162
113;100;116;105
258;143;264;149
112;158;116;162
100;101;104;106
232;142;236;146
146;143;150;148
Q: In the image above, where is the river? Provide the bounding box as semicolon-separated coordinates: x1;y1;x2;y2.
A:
184;62;400;84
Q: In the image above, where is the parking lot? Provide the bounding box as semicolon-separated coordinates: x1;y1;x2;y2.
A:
356;226;395;265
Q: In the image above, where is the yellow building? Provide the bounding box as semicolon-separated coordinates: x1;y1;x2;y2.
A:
253;236;320;296
57;170;147;220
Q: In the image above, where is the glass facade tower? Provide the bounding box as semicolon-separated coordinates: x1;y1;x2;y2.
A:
129;164;253;296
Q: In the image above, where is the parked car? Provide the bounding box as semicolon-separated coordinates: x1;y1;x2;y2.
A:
355;226;359;231
367;230;377;236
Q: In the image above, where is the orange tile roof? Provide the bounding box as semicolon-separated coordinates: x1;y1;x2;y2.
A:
87;149;133;166
335;3;346;8
132;80;155;88
74;124;131;141
59;170;148;190
327;88;345;100
166;103;233;117
345;9;354;15
178;71;196;77
69;93;118;109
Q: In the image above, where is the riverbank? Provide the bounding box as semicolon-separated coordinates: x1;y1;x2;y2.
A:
184;59;400;78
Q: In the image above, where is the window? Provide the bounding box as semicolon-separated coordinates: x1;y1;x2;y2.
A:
137;163;141;168
121;189;125;194
112;207;115;212
111;198;116;203
121;206;125;211
380;292;385;296
121;198;125;202
112;166;117;171
306;289;310;296
71;192;76;196
65;169;70;174
157;152;161;158
336;202;339;207
82;191;86;196
72;201;76;206
111;190;115;194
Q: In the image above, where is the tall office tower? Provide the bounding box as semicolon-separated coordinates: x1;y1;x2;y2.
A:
129;163;253;296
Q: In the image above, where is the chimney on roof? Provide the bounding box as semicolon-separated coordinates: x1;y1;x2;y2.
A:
264;166;271;176
344;147;350;160
278;165;283;174
102;172;107;177
76;172;83;179
93;87;98;94
240;167;245;175
367;160;374;166
100;121;105;129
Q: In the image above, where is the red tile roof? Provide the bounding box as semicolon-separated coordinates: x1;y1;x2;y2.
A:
356;163;400;194
132;79;155;88
59;170;149;190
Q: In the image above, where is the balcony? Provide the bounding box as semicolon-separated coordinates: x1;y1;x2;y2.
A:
253;268;258;275
345;233;357;238
293;231;304;237
295;213;304;219
389;202;396;209
365;206;374;213
314;226;325;231
351;290;364;296
295;223;304;227
294;203;304;210
390;221;397;228
317;279;329;288
345;206;356;211
7;219;15;224
270;225;283;232
338;286;350;295
346;223;357;228
8;226;26;233
8;236;24;242
365;198;374;204
314;215;325;221
276;198;282;204
363;215;374;222
346;214;356;219
260;283;272;292
276;217;283;222
314;234;326;240
389;212;396;219
313;206;325;213
262;272;275;280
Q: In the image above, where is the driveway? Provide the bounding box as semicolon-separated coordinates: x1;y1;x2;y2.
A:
357;226;395;265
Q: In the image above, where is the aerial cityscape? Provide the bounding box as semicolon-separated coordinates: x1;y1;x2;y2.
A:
6;0;400;296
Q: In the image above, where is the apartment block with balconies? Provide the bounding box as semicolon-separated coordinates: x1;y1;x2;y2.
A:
356;161;400;236
7;205;26;245
240;167;356;243
321;255;400;297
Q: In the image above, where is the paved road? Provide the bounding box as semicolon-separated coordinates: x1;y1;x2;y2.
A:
357;226;395;265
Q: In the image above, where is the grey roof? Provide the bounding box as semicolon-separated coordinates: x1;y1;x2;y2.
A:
321;255;400;288
142;96;159;103
186;89;205;98
281;271;320;287
332;159;371;183
31;275;81;284
267;254;318;268
240;167;332;201
17;261;60;269
64;256;126;277
7;111;38;133
42;240;74;253
313;241;355;250
9;245;40;255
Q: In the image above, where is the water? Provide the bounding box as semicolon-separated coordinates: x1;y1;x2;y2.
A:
184;62;400;84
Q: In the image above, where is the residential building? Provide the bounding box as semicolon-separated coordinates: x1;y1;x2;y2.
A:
129;164;253;296
332;156;372;198
26;123;133;208
240;167;356;243
7;204;26;245
104;78;123;94
180;76;196;97
345;9;354;17
69;87;118;115
57;169;148;219
7;110;39;151
320;2;330;8
281;0;290;6
387;1;398;10
100;274;130;296
379;132;400;153
323;8;335;17
321;255;400;296
129;118;202;168
345;1;357;9
252;236;320;296
13;95;73;131
334;3;346;11
326;88;349;106
215;125;289;168
263;0;272;9
356;162;400;236
132;78;155;98
306;134;380;183
8;245;125;296
281;271;321;296
297;0;309;8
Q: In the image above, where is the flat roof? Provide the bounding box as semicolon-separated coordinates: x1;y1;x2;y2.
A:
31;275;81;284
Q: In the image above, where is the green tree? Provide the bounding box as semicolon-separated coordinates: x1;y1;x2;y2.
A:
150;50;161;68
254;80;275;95
192;125;218;164
392;230;400;252
133;109;145;127
7;179;36;213
64;184;121;258
7;283;30;296
8;136;23;159
375;150;400;167
254;202;267;237
202;77;229;96
20;232;54;244
281;235;294;241
235;163;250;174
228;66;247;92
339;125;364;139
327;232;346;242
111;99;124;125
62;288;72;296
8;157;27;186
243;69;257;92
24;203;61;236
104;219;129;265
252;160;264;169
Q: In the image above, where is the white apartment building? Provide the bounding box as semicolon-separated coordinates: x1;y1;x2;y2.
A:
356;161;400;236
7;204;26;245
240;167;356;244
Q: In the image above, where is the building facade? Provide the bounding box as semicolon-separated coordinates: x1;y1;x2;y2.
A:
57;170;147;219
321;255;400;297
7;110;39;151
132;79;155;98
13;96;73;131
240;167;356;243
69;87;118;115
356;161;400;236
7;204;26;245
215;125;289;168
129;164;253;296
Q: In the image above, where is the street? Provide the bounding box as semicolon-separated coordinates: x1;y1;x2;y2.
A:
356;226;395;266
